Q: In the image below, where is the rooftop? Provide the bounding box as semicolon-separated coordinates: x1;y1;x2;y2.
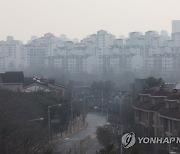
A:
142;86;180;98
134;85;180;119
134;101;164;112
0;72;24;83
23;77;66;89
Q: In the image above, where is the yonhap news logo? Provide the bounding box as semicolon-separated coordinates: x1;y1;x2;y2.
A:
121;132;180;149
121;132;136;148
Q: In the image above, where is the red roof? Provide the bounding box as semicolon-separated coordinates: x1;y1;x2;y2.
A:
142;86;180;99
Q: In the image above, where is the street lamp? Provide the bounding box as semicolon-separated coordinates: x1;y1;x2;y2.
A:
48;104;61;139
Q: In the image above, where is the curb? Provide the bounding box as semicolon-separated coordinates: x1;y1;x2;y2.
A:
52;121;88;143
61;121;88;140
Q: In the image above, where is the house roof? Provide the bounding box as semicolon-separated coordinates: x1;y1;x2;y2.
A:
134;86;180;120
133;101;164;112
142;86;180;98
142;87;157;94
23;77;66;90
0;72;24;83
23;77;36;87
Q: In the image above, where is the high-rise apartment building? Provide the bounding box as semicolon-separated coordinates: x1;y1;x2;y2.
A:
0;36;23;71
82;30;115;55
172;20;180;33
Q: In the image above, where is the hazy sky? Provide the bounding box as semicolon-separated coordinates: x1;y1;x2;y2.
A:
0;0;180;42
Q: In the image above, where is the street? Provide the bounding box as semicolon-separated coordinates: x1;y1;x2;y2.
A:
54;113;107;154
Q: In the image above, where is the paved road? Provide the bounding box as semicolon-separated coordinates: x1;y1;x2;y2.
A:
54;113;107;154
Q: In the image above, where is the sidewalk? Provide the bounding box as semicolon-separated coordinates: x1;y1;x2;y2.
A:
52;116;87;142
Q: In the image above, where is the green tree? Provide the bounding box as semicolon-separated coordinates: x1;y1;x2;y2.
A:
0;89;49;154
96;144;116;154
0;89;83;154
91;80;114;100
96;126;113;146
145;77;165;88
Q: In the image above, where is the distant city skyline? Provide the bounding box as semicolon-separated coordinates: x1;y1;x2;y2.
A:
0;0;180;42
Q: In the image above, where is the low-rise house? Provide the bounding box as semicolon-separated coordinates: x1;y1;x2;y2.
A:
134;92;166;137
133;85;180;153
23;77;66;96
155;94;180;153
0;71;66;96
0;71;24;91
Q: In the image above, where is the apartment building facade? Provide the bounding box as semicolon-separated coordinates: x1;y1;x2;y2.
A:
133;85;180;153
0;36;23;72
0;21;180;80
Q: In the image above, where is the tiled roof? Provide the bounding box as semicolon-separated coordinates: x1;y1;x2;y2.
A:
151;90;171;96
23;77;37;87
142;87;157;94
23;77;66;89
